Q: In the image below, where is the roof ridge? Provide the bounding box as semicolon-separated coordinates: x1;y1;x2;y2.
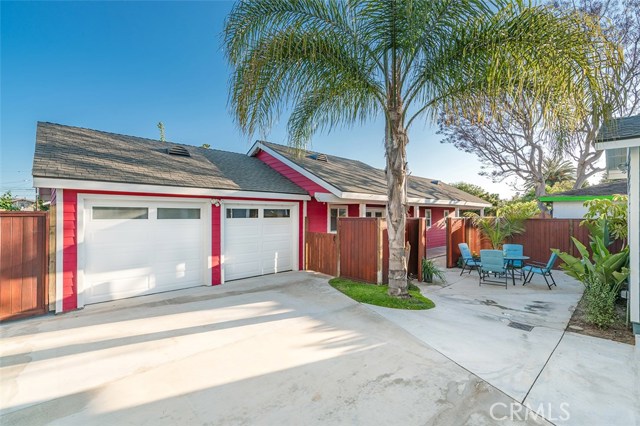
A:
38;121;224;153
260;140;381;169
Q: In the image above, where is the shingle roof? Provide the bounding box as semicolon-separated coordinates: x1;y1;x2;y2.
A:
33;123;306;195
259;142;490;205
598;115;640;142
541;180;627;198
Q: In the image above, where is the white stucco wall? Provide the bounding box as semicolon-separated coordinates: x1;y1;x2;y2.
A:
551;201;588;219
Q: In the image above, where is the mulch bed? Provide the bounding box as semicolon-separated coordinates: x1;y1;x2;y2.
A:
566;294;635;345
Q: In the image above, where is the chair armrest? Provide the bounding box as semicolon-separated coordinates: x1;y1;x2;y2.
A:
525;261;548;267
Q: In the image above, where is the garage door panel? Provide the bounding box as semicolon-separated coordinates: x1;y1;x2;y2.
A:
88;274;152;303
224;204;295;281
83;199;206;305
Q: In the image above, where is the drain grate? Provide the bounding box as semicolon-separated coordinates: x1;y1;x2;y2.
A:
508;321;534;332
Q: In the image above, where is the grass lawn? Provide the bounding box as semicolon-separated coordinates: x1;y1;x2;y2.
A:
329;278;435;310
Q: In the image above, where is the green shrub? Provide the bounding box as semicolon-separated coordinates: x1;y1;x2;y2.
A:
553;233;629;329
583;275;619;328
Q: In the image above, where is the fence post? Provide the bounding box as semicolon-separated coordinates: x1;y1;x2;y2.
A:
376;218;383;284
336;220;341;278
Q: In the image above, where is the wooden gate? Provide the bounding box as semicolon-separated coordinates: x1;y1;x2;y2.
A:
305;217;427;283
0;212;49;321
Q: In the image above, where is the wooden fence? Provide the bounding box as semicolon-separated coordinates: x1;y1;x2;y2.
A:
306;217;427;284
305;232;338;277
0;212;49;321
446;217;624;268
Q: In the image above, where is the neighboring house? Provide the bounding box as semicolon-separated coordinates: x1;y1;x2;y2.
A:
249;141;490;248
595;114;640;337
539;180;627;219
12;198;36;211
33;122;489;313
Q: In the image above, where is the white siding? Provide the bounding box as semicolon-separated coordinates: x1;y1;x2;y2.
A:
551;201;588;219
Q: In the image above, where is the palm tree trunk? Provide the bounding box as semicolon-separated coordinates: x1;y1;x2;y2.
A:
385;110;409;297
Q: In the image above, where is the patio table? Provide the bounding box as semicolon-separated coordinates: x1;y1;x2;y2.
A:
504;255;529;286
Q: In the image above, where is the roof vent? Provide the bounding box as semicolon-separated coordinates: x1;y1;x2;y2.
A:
431;180;439;185
307;153;328;162
167;146;191;157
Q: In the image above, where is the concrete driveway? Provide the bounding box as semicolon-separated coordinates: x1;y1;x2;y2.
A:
1;272;548;425
369;263;640;426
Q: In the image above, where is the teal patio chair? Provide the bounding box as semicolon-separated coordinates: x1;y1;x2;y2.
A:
503;244;525;280
522;252;558;289
458;243;481;276
479;250;508;289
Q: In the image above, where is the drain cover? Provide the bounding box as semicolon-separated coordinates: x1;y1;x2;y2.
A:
508;321;534;332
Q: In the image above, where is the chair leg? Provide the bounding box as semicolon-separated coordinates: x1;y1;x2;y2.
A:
460;263;466;276
548;272;557;288
542;274;550;288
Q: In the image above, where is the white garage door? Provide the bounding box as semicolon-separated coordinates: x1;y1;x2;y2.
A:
224;204;296;281
82;198;208;304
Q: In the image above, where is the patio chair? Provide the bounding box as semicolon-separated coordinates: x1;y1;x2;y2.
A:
522;252;558;290
479;249;508;289
458;243;481;276
503;244;525;280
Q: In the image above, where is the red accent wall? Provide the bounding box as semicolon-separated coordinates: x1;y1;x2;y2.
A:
347;204;360;217
420;206;451;248
63;190;78;311
211;204;222;285
256;150;327;196
298;200;304;267
307;198;327;232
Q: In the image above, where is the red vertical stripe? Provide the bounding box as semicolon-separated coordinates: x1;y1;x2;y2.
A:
211;204;222;285
62;190;78;311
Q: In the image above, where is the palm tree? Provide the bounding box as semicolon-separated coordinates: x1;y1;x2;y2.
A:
542;156;576;187
224;0;620;297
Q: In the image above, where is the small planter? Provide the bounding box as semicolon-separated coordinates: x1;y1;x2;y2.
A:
422;258;446;284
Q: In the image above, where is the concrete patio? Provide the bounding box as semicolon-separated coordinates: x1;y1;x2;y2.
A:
368;261;640;425
1;272;547;426
1;269;638;425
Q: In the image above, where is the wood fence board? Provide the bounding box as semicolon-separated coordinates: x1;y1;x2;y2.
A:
446;218;626;269
0;212;48;321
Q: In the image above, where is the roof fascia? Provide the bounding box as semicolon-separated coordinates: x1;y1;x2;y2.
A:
248;142;344;197
595;136;640;150
32;177;311;201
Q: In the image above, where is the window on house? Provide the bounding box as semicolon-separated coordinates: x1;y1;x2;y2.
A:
365;208;385;218
226;208;259;219
425;209;432;227
93;207;148;220
329;206;347;232
606;148;628;176
443;210;450;218
157;208;201;219
264;209;290;218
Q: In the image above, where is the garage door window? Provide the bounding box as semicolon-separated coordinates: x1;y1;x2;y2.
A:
264;209;290;218
227;208;259;219
93;207;148;220
158;208;201;219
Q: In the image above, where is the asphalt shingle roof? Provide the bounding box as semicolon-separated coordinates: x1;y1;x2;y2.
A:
543;180;627;197
598;115;640;142
260;142;490;205
33;123;307;195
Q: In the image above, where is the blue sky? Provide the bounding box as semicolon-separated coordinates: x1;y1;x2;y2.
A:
1;1;515;200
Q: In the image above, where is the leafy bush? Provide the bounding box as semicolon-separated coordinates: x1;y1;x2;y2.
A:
0;191;19;211
496;200;540;219
465;206;535;249
553;235;629;328
581;195;628;246
583;275;620;327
